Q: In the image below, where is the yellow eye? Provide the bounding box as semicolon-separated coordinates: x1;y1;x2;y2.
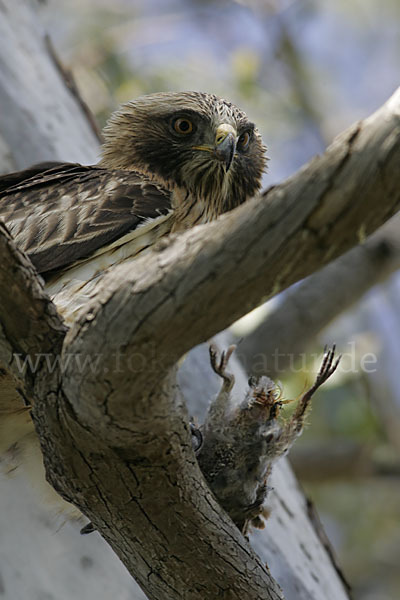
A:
173;117;194;135
238;130;251;150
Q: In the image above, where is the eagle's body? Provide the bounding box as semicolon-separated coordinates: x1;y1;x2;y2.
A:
0;91;266;515
1;91;266;320
2;163;175;319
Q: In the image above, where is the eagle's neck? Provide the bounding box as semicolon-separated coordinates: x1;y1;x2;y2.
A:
170;187;229;232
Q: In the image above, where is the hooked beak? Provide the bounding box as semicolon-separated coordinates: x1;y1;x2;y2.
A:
192;123;237;172
214;124;237;172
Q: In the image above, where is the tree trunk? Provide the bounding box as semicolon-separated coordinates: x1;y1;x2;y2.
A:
2;1;399;599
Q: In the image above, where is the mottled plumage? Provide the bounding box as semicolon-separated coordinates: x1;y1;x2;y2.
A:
0;91;267;280
1;163;171;275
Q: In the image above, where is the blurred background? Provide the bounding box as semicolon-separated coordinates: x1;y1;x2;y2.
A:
42;1;400;598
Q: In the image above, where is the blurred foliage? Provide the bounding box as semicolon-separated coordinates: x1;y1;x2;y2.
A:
45;0;399;182
44;1;400;598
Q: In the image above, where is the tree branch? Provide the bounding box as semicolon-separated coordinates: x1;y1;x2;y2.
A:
0;221;66;398
239;216;400;376
2;5;398;597
32;366;284;600
0;230;284;598
25;88;398;600
63;87;400;428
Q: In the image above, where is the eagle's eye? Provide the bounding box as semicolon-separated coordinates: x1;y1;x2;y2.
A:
238;130;251;150
172;117;194;135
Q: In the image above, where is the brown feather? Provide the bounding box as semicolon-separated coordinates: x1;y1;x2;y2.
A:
0;163;171;275
0;92;266;276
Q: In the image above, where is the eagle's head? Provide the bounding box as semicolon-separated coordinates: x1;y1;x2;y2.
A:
100;91;267;214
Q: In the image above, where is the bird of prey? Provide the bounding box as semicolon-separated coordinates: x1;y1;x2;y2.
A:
0;91;267;515
0;91;266;317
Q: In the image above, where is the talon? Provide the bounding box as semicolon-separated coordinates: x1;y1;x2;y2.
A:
225;344;236;363
80;522;96;535
190;422;203;453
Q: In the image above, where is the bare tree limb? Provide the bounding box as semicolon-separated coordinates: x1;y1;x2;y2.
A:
2;3;399;598
20;88;397;600
239;216;400;376
62;87;400;424
0;229;283;598
0;221;66;398
290;441;400;481
31;366;284;600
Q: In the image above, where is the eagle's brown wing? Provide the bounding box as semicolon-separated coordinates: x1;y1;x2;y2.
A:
0;162;172;275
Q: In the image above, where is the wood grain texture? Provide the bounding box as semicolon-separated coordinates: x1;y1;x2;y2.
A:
0;221;66;394
64;87;400;410
31;89;399;599
239;216;400;376
3;3;399;600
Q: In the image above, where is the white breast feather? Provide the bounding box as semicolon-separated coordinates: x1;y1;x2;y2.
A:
46;212;171;323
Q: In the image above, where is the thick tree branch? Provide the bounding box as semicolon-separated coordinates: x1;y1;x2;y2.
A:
0;221;66;398
32;367;284;600
63;87;400;430
2;5;397;598
239;216;400;376
26;89;398;600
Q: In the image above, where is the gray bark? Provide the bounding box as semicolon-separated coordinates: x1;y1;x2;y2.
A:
239;217;400;376
2;1;400;599
0;0;99;170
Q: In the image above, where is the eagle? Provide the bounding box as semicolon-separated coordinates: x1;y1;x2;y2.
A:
0;91;267;515
0;91;266;320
